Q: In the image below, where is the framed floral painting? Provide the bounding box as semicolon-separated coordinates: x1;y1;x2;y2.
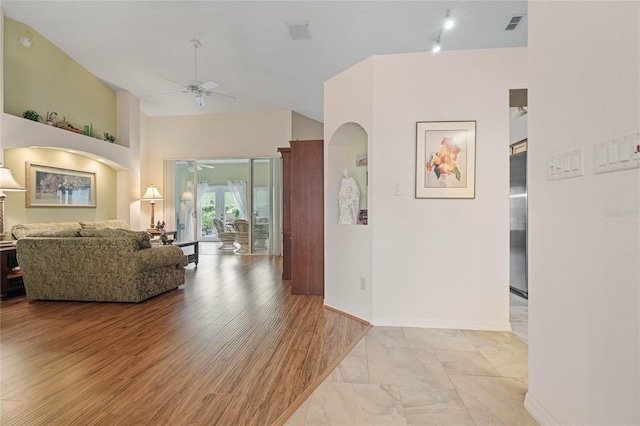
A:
415;121;476;198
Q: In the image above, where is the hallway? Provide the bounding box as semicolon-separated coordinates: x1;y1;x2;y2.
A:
285;289;532;424
286;326;535;425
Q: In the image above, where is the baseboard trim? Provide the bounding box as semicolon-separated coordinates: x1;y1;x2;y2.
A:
323;304;371;326
372;317;512;331
524;392;559;425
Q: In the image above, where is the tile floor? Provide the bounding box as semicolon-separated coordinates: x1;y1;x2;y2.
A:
286;294;534;425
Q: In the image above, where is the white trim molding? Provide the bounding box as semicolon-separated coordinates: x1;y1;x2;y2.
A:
524;392;559;426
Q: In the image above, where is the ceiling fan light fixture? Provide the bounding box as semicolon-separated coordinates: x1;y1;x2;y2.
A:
432;41;441;53
195;95;206;108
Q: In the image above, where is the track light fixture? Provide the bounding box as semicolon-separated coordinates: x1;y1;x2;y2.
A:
444;10;454;30
432;9;454;53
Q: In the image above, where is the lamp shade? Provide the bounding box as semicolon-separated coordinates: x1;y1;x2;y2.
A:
0;167;26;192
141;184;163;201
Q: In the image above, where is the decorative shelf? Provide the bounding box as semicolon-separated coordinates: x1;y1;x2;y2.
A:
1;113;130;171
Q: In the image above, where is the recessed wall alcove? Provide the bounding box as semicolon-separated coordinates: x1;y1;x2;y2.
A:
327;122;368;225
324;121;373;322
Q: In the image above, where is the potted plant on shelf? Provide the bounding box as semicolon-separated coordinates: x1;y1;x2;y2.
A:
46;111;57;125
22;110;41;122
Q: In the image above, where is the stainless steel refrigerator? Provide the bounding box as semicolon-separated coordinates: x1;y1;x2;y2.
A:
509;151;528;298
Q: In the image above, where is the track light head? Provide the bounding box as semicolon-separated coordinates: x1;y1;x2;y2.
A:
444;9;454;30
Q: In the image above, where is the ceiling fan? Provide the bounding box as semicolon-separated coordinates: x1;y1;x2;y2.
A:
163;40;235;108
188;164;216;172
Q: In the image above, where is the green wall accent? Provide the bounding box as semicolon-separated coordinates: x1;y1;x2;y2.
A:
3;18;117;139
3;148;118;233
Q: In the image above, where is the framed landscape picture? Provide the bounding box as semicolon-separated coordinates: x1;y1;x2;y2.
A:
26;163;96;207
415;121;476;199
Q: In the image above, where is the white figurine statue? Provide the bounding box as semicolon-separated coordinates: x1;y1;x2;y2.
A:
338;169;360;225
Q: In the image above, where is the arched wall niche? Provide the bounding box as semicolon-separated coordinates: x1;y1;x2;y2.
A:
327;122;368;225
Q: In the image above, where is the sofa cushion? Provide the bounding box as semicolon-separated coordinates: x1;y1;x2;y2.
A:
11;222;83;239
78;229;152;250
23;229;81;238
79;220;131;230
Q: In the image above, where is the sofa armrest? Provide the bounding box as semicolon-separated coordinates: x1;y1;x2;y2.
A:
132;245;187;272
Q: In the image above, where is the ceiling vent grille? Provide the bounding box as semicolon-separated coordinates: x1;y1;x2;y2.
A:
505;15;525;31
287;21;312;41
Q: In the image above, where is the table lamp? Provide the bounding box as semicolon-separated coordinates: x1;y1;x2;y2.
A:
0;167;26;243
141;184;163;231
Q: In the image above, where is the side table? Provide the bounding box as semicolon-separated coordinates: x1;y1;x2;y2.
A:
1;246;25;300
175;240;199;266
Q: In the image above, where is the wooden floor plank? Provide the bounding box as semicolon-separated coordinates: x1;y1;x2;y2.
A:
0;252;371;425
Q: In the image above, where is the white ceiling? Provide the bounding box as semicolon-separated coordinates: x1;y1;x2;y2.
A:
2;1;527;122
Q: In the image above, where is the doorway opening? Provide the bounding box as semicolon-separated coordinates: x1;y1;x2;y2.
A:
509;88;528;341
163;157;281;255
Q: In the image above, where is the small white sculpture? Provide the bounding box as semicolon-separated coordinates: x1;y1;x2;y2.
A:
338;169;360;225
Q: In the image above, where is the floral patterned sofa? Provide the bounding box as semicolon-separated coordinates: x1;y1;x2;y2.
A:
12;220;187;303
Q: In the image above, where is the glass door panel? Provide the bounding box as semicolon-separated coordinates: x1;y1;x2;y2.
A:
173;160;196;242
171;157;280;253
251;159;272;254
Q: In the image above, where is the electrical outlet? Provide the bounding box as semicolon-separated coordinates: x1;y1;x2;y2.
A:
360;277;366;290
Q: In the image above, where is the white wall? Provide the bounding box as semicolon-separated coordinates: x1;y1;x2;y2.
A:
325;48;527;328
324;58;374;321
526;2;639;425
371;48;526;329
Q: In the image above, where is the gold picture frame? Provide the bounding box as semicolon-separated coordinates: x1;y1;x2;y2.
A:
26;162;96;208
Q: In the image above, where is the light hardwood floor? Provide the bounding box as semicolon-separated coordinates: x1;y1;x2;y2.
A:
0;253;370;425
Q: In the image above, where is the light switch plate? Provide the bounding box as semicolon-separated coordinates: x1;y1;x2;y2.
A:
595;132;640;174
548;148;584;181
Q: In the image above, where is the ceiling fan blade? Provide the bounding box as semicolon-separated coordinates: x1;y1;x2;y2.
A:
206;92;236;103
195;95;207;108
200;80;218;91
163;78;187;88
160;90;189;96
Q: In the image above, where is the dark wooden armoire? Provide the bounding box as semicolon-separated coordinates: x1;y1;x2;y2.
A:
278;140;324;295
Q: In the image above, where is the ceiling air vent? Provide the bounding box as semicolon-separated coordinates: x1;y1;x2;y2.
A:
505;15;525;31
287;21;312;41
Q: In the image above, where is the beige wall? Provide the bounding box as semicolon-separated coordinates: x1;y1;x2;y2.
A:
3;148;117;232
3;18;117;141
147;111;292;159
292;111;323;140
345;126;368;211
143;111;292;222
